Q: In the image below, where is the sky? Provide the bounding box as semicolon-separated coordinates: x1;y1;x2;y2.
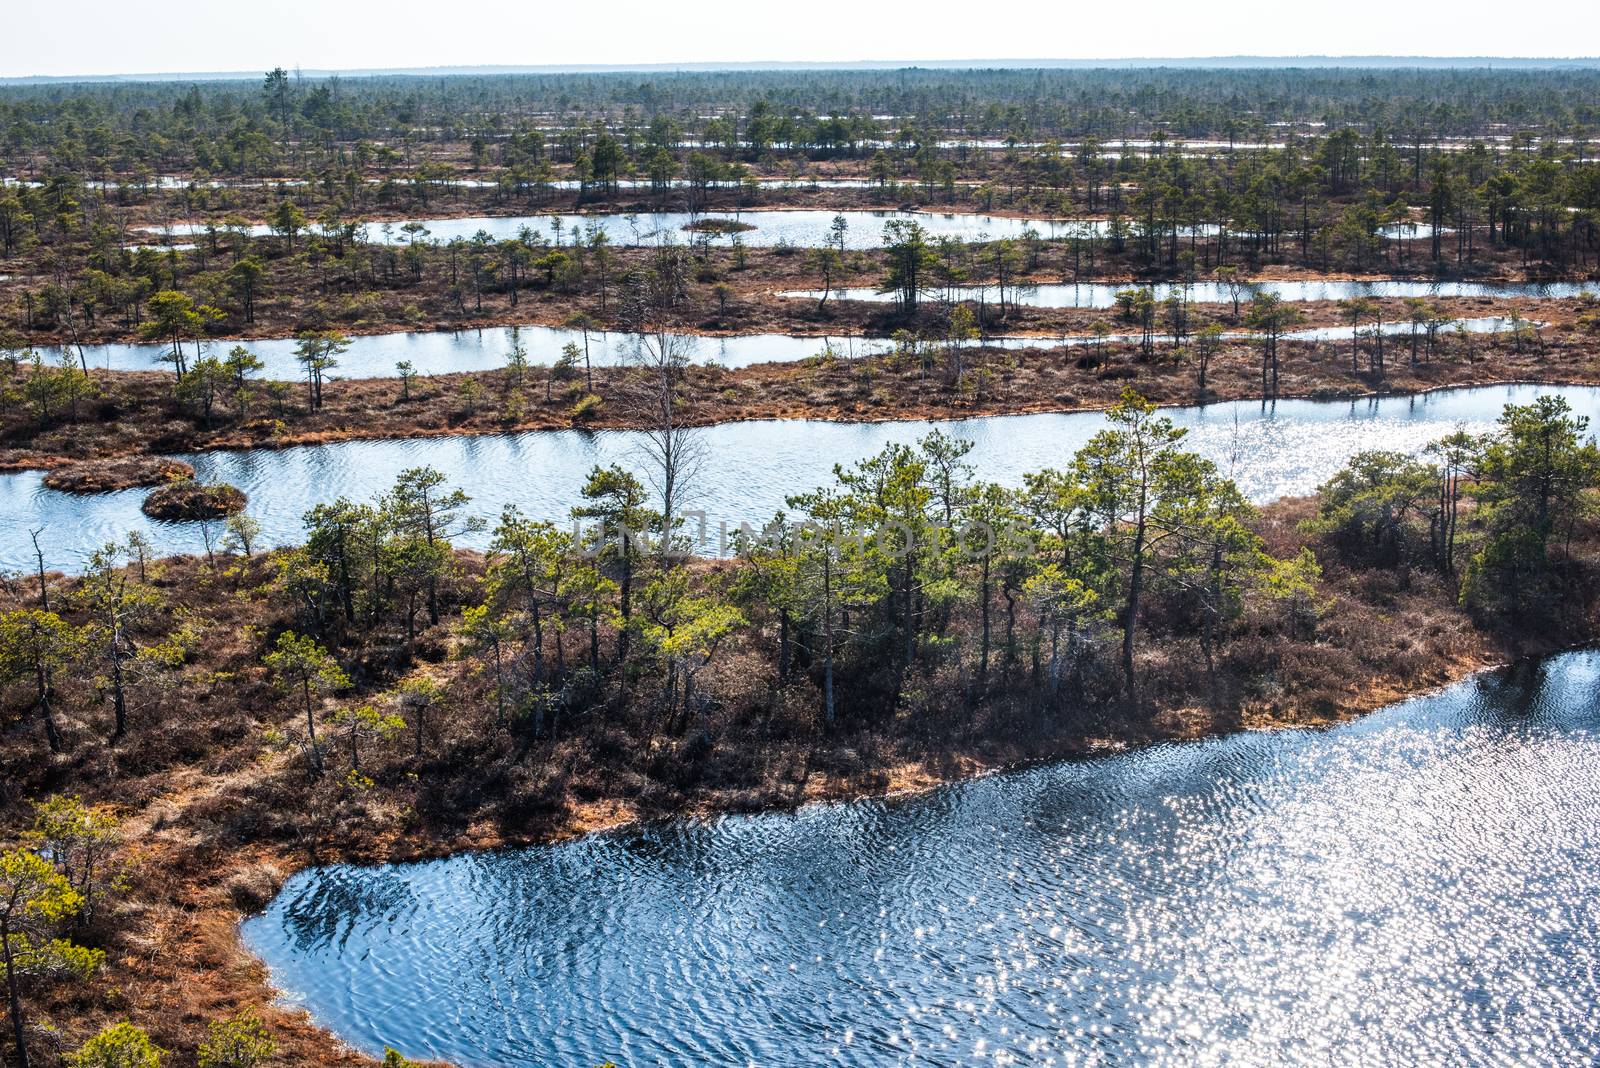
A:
7;0;1600;78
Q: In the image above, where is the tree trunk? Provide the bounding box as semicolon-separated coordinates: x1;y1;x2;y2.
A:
302;680;322;777
492;645;506;729
823;554;836;727
978;559;991;683
531;603;545;683
4;922;31;1068
617;536;632;664
1047;623;1062;698
588;609;600;672
1003;586;1017;667
30;533;48;612
1122;522;1147;703
35;665;61;754
778;610;791;680
110;644;127;741
901;562;916;668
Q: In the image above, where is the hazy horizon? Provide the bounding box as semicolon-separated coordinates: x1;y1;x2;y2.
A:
6;55;1600;85
8;0;1600;80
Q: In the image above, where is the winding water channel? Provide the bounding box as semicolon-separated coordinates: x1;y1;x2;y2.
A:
5;384;1594;573
784;278;1595;308
243;649;1600;1066
50;275;1570;380
69;328;914;379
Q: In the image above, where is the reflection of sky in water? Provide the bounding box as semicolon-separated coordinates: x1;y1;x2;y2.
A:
63;281;1570;381
788;278;1593;308
6;384;1594;574
70;327;1051;379
244;652;1600;1067
145;209;1207;249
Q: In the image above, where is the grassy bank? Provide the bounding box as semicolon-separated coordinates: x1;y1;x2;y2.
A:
1;478;1594;1064
4;315;1598;471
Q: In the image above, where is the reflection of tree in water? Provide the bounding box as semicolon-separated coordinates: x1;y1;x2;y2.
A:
1400;650;1600;744
246;653;1600;1066
1460;657;1538;728
278;864;420;954
1484;656;1551;721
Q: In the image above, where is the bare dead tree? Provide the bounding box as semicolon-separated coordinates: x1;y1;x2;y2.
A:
28;527;48;610
616;270;706;560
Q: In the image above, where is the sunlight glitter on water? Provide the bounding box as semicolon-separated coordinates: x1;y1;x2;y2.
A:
241;652;1600;1067
5;384;1596;574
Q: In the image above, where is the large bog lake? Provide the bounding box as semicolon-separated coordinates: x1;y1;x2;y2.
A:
243;649;1600;1066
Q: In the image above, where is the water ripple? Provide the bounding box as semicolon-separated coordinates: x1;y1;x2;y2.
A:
244;651;1600;1066
8;384;1597;574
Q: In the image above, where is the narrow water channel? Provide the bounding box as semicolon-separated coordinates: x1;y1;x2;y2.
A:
5;384;1592;573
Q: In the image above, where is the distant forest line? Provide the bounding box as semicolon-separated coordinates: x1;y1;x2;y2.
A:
6;67;1600;155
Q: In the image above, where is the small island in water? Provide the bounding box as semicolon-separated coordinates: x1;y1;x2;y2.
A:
2;52;1600;1068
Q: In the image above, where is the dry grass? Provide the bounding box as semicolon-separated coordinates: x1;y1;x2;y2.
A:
41;457;194;493
4;315;1599;472
0;503;1594;1066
